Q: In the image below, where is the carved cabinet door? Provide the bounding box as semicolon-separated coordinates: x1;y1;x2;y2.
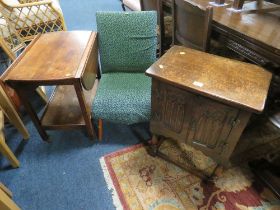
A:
150;80;243;165
184;95;239;161
150;80;192;140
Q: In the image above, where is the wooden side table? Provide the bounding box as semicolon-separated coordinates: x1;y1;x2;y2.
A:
146;45;272;178
1;31;98;141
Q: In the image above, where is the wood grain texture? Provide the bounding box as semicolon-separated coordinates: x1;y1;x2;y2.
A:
0;82;29;140
2;31;95;84
172;0;213;52
212;3;280;52
0;184;21;210
163;0;280;65
146;45;272;113
149;80;251;167
2;31;98;141
41;81;98;129
0;109;20;168
147;45;272;171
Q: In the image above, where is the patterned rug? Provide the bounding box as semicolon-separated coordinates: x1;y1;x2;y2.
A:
100;140;280;210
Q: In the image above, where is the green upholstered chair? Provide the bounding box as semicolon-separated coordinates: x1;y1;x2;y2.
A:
93;11;157;140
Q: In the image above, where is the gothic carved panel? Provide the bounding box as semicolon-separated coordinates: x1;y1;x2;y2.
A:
151;81;187;134
185;95;239;153
150;79;252;166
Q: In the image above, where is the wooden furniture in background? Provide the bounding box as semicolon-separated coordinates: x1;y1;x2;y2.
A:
172;0;213;52
163;0;280;67
140;0;164;56
0;0;67;42
232;0;245;9
141;0;159;10
1;31;98;141
146;45;272;178
213;0;226;5
0;183;21;210
231;0;280;11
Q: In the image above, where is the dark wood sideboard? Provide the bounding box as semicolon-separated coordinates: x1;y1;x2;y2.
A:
163;0;280;67
146;45;272;178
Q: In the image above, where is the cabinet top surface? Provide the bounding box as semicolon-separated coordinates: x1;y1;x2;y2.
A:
2;31;97;83
146;45;272;113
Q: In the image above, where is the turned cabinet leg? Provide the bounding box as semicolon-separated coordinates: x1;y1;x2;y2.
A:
148;134;164;157
151;134;159;145
98;119;103;141
208;164;224;180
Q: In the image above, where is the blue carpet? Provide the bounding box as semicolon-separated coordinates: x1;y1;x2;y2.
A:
0;1;150;210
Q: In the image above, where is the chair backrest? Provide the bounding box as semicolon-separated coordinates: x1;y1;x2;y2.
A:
0;13;25;60
0;0;66;42
96;11;157;74
140;0;164;56
140;0;158;10
172;0;213;52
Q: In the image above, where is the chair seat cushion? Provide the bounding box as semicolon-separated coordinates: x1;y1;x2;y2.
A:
92;73;151;125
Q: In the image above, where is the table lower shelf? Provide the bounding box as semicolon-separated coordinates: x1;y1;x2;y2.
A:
41;81;98;130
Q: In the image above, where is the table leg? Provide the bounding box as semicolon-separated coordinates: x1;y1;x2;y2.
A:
74;82;96;139
15;87;49;142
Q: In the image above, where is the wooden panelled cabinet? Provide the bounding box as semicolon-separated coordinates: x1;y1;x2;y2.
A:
150;80;250;166
146;46;272;174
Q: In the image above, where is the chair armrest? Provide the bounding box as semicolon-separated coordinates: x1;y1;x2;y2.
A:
18;0;44;3
3;0;53;9
1;0;66;38
12;0;63;19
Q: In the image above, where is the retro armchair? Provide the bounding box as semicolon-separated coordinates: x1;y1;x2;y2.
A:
93;11;157;140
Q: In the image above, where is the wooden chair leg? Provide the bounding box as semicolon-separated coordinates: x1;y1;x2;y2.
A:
0;183;13;198
36;86;48;104
0;110;20;168
0;134;20;168
0;84;29;140
98;119;103;141
0;183;21;210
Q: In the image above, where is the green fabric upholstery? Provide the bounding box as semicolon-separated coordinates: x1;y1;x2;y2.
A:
92;11;157;125
96;11;157;73
92;73;151;124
